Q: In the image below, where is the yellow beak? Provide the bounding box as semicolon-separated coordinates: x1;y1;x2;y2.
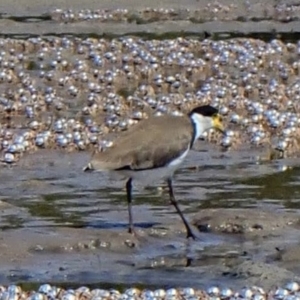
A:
212;114;225;134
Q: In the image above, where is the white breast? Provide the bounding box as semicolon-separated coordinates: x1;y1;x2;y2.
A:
112;147;190;185
168;147;190;167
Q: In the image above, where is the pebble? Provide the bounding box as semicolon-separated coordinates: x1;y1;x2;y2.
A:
0;283;298;300
0;36;298;163
48;6;300;24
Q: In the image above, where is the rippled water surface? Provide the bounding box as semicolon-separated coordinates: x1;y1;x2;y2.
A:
1;148;298;230
0;147;299;288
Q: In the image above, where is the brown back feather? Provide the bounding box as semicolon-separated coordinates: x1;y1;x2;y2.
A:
90;115;193;171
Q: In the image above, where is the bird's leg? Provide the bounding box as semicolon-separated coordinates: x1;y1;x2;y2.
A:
167;178;196;240
126;178;135;235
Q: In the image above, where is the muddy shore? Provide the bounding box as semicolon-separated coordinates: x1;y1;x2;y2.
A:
0;149;300;290
0;0;299;37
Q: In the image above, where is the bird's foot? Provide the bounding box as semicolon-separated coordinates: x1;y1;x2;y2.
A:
127;227;148;243
128;227;139;237
186;229;197;240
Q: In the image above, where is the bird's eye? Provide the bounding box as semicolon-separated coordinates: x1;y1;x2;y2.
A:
213;114;222;122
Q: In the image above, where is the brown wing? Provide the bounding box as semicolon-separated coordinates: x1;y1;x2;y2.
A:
90;115;193;171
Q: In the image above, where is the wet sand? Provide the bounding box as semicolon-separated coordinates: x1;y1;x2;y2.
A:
0;0;299;37
0;149;299;289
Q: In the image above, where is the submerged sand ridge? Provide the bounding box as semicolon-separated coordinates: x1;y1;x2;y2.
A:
0;0;300;36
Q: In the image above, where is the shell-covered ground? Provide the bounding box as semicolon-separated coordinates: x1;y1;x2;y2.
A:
1;0;300;296
1;34;300;163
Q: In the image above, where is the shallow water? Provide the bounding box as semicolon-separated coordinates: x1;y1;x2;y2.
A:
0;147;299;289
0;148;293;231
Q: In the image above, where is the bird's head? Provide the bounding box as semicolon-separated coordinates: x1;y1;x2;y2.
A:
189;105;224;139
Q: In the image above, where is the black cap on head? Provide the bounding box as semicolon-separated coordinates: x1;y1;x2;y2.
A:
189;105;219;117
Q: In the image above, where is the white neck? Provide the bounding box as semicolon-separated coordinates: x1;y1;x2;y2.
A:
190;113;212;141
